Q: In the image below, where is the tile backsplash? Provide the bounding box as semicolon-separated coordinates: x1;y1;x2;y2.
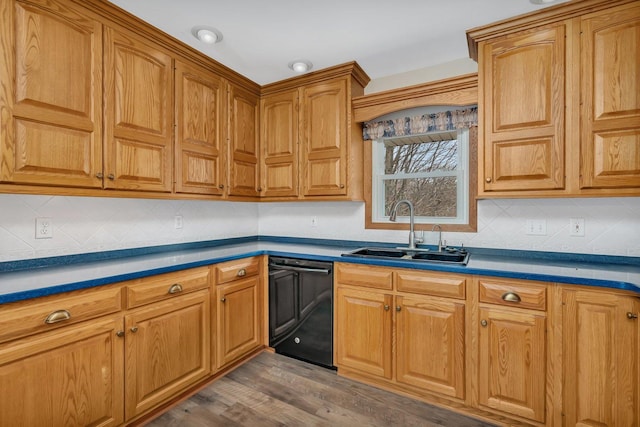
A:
1;194;639;262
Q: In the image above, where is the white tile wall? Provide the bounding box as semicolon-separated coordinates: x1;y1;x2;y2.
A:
1;194;639;262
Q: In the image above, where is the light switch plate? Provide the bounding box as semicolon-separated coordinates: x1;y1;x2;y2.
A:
569;218;585;236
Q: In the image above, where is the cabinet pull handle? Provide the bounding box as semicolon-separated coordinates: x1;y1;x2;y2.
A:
384;304;390;311
44;309;71;324
130;326;138;333
481;319;488;327
237;268;246;277
396;306;401;312
628;312;638;320
340;184;345;189
168;283;183;294
502;292;521;303
116;330;125;338
257;187;263;192
107;173;115;180
221;297;226;303
486;177;492;183
219;184;224;189
96;172;104;179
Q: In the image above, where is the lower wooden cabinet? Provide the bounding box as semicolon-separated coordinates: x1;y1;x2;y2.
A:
216;275;262;369
561;288;639;427
124;289;210;420
0;316;124;427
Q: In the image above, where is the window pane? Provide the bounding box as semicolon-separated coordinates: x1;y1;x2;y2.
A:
384;177;457;217
384;139;457;175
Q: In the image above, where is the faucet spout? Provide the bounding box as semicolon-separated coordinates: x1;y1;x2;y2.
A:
432;224;443;252
389;199;422;249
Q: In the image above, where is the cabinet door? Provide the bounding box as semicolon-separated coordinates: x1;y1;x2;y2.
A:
562;289;639;427
478;306;546;422
228;84;259;197
335;287;392;379
580;4;640;189
175;60;225;195
396;295;465;399
301;79;348;197
480;24;565;192
0;316;124;427
125;290;210;420
0;0;102;187
216;276;262;368
260;89;299;197
103;27;173;192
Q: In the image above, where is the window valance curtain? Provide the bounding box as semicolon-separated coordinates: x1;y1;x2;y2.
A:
362;106;478;141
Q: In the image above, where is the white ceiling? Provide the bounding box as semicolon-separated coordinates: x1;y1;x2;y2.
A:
107;0;567;86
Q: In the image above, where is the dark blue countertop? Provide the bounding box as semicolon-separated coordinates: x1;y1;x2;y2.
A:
1;236;639;304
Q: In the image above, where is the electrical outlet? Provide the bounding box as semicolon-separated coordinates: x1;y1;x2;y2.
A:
35;217;53;239
174;215;183;229
311;216;318;227
569;218;585;236
525;219;547;236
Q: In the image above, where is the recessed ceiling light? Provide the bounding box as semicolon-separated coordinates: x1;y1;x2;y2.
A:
288;60;313;73
191;26;223;44
529;0;559;4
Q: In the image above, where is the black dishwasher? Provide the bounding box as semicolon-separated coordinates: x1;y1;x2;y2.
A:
268;256;334;369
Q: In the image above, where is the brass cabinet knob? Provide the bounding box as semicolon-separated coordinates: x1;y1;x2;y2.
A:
257;187;263;192
396;306;401;312
219;184;224;189
485;177;492;183
116;330;125;338
168;283;183;294
502;292;522;303
130;326;138;333
340;184;345;188
384;304;390;311
481;319;488;327
628;312;638;320
44;309;71;324
221;297;226;303
96;172;104;179
237;268;246;277
107;173;115;180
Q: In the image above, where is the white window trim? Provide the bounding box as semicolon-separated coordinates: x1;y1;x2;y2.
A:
371;128;469;225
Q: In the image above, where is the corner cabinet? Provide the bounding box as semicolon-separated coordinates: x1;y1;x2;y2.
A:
468;0;640;197
260;62;370;201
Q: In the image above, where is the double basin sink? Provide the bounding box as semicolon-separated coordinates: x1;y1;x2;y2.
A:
341;247;470;265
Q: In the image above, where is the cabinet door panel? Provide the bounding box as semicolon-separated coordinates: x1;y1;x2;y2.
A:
228;85;259;197
301;80;347;196
335;287;392;379
261;89;299;197
0;0;102;187
481;25;565;192
396;296;465;399
104;27;172;192
581;5;640;189
562;289;639;427
478;306;546;422
0;317;124;427
175;60;225;195
216;276;262;368
125;290;210;420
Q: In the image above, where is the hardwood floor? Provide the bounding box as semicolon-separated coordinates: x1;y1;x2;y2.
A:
147;352;497;427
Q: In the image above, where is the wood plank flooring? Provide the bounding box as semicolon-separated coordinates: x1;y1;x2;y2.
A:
147;352;497;427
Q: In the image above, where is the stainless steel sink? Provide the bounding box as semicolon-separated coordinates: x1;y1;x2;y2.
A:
341;247;469;265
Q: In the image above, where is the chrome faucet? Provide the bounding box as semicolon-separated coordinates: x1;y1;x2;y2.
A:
389;200;423;249
432;224;443;252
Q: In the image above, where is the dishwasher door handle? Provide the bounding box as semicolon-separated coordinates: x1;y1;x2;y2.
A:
269;264;331;275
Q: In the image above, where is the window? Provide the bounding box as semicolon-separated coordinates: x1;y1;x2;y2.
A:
372;129;470;226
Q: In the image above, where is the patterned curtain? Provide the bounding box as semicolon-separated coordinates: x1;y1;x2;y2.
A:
362;106;478;140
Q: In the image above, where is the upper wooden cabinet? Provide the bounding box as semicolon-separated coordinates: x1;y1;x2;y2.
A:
467;0;640;197
0;0;103;188
103;26;173;192
175;60;225;196
260;62;370;200
228;84;260;198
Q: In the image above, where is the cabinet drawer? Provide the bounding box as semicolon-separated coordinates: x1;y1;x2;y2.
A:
127;267;210;308
0;285;123;343
216;257;261;284
335;263;393;290
396;270;466;299
478;278;547;311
